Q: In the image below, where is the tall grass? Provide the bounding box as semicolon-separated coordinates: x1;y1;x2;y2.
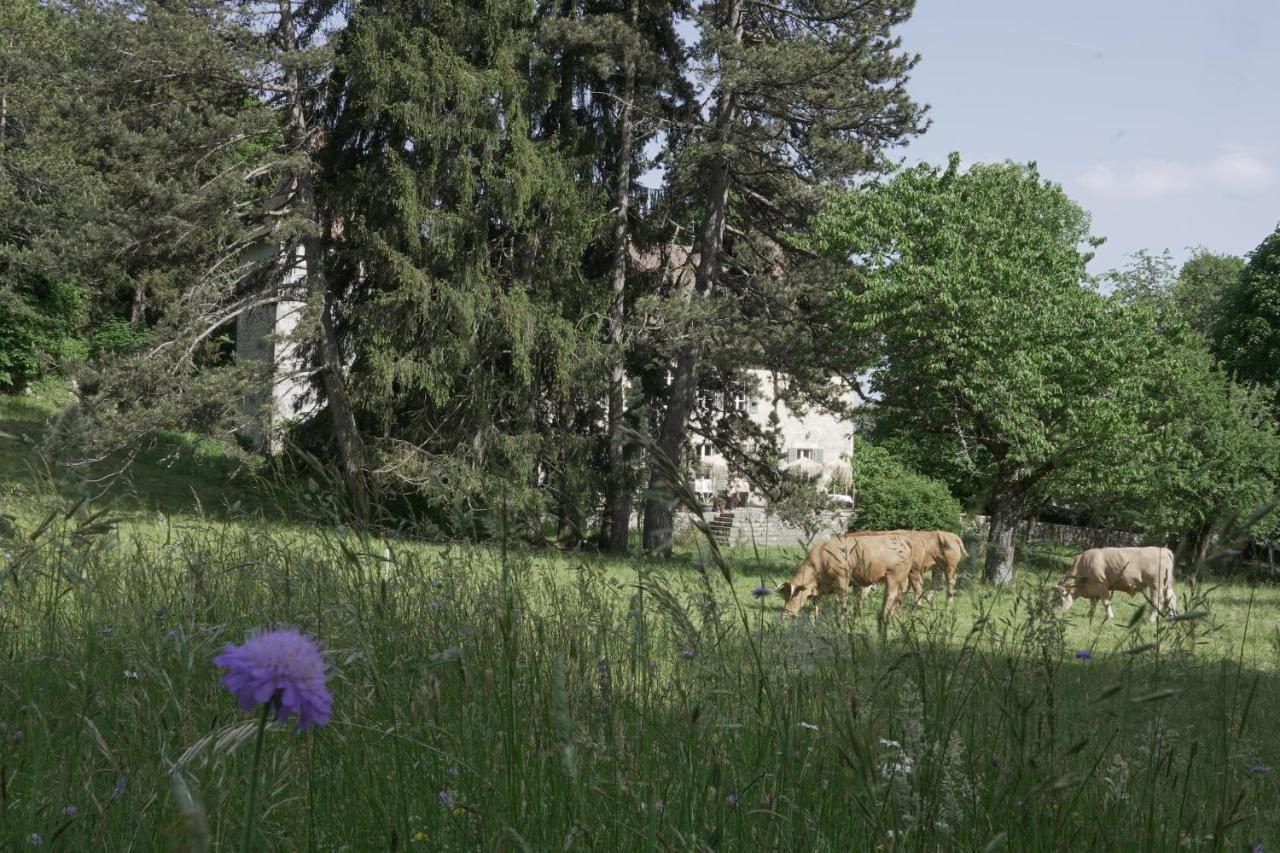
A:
1;501;1277;851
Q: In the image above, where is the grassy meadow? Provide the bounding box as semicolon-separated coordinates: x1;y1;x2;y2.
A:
2;390;1279;851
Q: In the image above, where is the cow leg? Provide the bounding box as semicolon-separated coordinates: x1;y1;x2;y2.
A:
946;563;958;600
881;576;906;629
911;570;925;606
1104;594;1115;621
1088;598;1098;621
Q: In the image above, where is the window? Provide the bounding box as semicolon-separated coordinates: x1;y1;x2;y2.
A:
792;447;815;461
730;391;748;412
699;443;716;458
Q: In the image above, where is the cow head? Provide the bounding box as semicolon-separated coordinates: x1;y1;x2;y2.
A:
1052;583;1074;612
777;581;814;615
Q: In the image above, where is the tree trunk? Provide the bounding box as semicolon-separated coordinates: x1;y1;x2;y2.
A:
129;283;147;326
279;0;370;520
983;492;1022;585
602;0;638;554
1268;539;1275;576
642;348;698;555
641;0;742;556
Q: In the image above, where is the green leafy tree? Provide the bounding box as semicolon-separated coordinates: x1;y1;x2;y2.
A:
810;156;1164;584
1213;225;1280;410
1173;248;1243;338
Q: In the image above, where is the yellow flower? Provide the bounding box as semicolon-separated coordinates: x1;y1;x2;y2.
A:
413;832;427;843
451;806;467;817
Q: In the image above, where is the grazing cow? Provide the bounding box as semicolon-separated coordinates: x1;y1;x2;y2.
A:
850;530;969;604
777;532;914;625
1055;546;1178;622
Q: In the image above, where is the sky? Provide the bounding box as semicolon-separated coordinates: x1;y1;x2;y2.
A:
895;0;1280;275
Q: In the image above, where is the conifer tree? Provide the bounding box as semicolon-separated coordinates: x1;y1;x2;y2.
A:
640;0;927;555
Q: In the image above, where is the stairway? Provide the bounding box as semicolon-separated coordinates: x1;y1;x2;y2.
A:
709;512;735;546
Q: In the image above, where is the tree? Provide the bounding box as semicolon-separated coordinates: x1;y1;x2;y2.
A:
639;0;927;555
1213;225;1280;411
1173;248;1243;338
535;0;691;550
810;157;1163;584
319;0;605;529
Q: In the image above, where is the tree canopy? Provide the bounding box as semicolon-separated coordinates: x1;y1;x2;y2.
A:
807;156;1256;582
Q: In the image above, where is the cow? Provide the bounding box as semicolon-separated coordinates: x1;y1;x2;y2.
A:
849;530;969;605
777;532;914;625
1055;546;1178;622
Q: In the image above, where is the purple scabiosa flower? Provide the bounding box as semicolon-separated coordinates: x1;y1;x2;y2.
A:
1250;843;1262;853
27;834;41;846
1075;649;1093;661
62;804;77;817
1249;765;1269;775
680;649;695;660
214;628;332;731
437;791;454;808
653;798;665;814
724;794;738;808
751;585;770;598
110;774;126;801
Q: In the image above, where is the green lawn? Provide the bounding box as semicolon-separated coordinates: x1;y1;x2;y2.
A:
2;387;1278;851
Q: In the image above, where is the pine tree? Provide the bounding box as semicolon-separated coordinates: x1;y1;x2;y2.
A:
319;0;605;529
640;0;927;555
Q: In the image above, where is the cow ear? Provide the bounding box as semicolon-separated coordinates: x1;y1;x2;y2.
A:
777;582;793;599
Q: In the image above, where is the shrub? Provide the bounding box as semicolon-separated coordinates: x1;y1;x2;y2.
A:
849;441;962;533
0;279;87;391
89;317;152;358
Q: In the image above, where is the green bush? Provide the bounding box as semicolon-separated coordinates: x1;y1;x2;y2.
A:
89;316;151;358
848;440;962;532
0;279;87;391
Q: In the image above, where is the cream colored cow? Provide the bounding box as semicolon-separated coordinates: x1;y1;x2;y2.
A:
778;532;914;625
850;529;969;604
1055;546;1178;622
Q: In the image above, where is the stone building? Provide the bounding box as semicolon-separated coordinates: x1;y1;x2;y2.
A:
234;243;315;452
690;368;858;508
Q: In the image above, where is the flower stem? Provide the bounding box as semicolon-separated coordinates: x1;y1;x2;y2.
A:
240;703;271;853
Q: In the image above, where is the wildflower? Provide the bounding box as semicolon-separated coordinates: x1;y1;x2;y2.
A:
799;721;818;731
725;794;738;807
1250;842;1262;853
991;755;1002;768
450;806;466;818
62;805;77;817
680;649;695;659
654;798;665;814
751;585;770;598
214;628;332;731
27;834;41;846
437;791;455;808
124;671;140;680
1075;649;1093;661
110;774;126;800
1249;765;1269;775
760;792;772;807
413;832;426;844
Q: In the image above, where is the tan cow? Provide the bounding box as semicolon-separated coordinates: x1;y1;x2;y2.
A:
777;532;914;625
1055;546;1178;622
850;530;969;604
